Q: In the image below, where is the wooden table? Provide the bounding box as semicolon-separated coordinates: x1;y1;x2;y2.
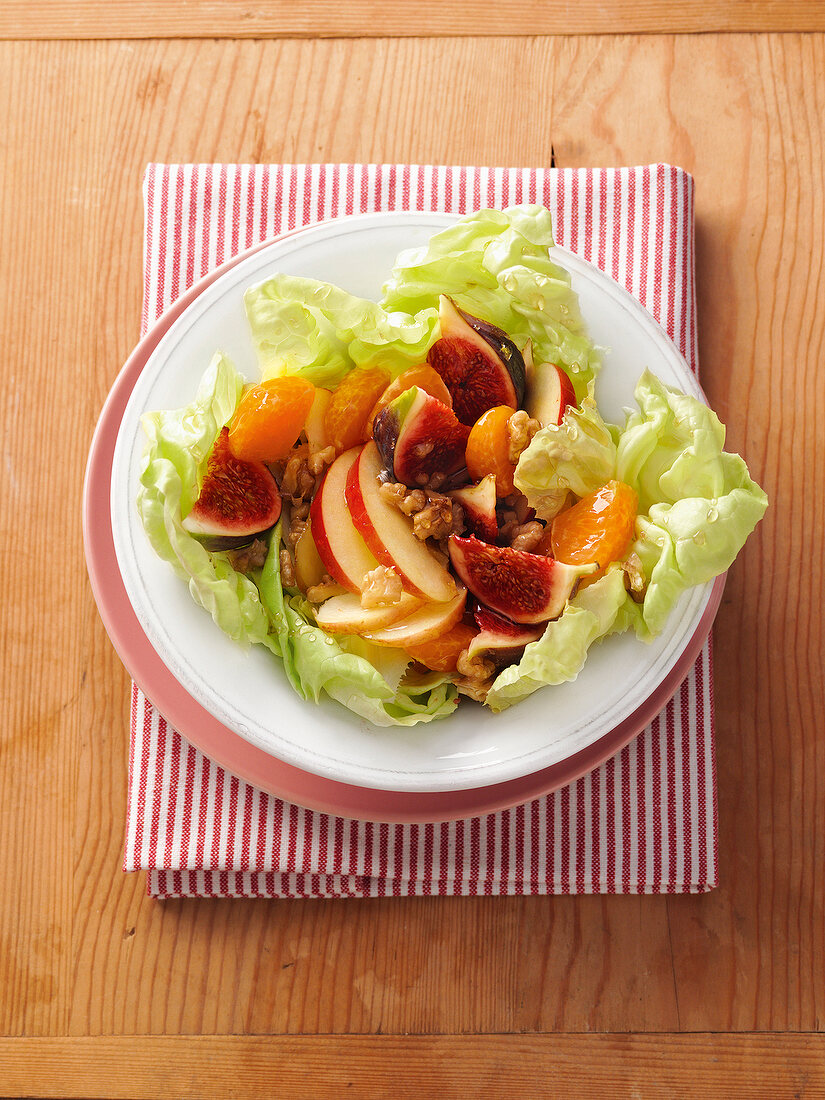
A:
2;3;823;1095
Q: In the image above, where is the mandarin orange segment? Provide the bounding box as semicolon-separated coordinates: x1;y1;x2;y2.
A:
366;364;453;436
550;480;638;585
465;405;517;496
227;377;315;463
405;622;478;673
324;366;391;452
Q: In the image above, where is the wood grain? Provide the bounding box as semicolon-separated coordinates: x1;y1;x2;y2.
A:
0;22;823;1092
2;0;825;40
1;1034;824;1098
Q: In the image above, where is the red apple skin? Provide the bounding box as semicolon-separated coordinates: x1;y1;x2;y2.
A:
309;446;379;592
345;442;456;603
526;362;577;427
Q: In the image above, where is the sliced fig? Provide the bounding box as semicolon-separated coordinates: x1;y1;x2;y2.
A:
447;534;597;624
467;606;544;669
449;475;498;542
427;296;526;425
182;428;282;546
373;386;469;486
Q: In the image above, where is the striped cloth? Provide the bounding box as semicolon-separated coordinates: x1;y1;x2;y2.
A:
124;163;717;899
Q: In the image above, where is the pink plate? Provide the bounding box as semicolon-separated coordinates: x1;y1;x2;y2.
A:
83;229;725;824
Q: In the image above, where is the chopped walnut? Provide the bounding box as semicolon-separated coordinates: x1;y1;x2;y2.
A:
307;445;336;477
306;575;348;604
360;565;403;609
279;548;296;588
379;481;463;541
285;518;308;550
280;445;316;501
509;520;545;553
225;538;268;573
454;647;495;703
507;410;541;465
622;552;647;603
412;497;455;541
380;481;426;515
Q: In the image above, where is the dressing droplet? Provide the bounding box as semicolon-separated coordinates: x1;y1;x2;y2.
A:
707;506;719;523
693;530;706;546
503;273;518;293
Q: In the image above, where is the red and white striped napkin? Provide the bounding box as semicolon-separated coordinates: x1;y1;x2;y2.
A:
124;163;717;899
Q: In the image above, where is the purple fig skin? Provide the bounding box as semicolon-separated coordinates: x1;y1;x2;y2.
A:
182;428;282;540
373;387;469;487
448;534;594;623
427;297;527;425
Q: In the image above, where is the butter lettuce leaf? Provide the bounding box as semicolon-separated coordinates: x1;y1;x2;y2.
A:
514;381;618;518
513;369;768;652
381;205;599;401
244;275;438;388
244;206;599;400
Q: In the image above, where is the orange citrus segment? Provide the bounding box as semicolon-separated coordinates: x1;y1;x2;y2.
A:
405;622;478;673
550;480;638;586
465;405;517;496
228;377;315;463
325;367;391;452
366;364;453;436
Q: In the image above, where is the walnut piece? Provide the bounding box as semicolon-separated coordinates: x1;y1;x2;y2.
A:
379;481;463;542
509;520;545;553
280;445;317;501
506;410;541;466
306;575;347;604
360;565;403;609
225;538;269;573
453;647;496;703
307;445;336;477
279;548;296;588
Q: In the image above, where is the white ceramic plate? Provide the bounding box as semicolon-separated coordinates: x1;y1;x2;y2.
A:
111;212;713;794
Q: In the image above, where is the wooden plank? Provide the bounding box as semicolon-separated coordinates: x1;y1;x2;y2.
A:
0;1034;824;1098
1;30;822;1047
1;0;825;40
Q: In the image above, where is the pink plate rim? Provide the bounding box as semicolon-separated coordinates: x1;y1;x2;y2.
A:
83;222;725;824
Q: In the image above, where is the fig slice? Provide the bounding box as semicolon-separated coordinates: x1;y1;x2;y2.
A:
467;606;545;669
449;475;498;542
447;534;597;624
373;386;469;486
182;428;282;546
427;296;526;425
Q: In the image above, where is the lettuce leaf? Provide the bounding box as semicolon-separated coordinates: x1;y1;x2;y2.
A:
381;205;600;401
514;381;618;519
244;206;600;400
244;275;438;389
513;368;768;653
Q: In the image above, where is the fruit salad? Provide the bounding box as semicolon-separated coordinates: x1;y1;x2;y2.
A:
137;206;767;726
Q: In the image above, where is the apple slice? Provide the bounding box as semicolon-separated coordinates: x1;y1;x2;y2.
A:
304;386;333;451
309;446;380;592
363;587;467;648
525;362;576;427
314;591;421;635
293;521;326;593
345;442;457;603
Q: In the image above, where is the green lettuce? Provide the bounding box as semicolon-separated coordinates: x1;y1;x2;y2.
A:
381;205;600;401
510;369;768;652
137;351;457;725
244;205;599;400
